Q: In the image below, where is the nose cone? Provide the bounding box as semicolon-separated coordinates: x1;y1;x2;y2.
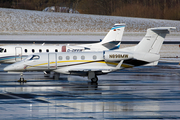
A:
4;63;24;72
4;65;15;71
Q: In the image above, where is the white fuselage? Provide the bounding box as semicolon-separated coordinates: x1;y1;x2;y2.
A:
0;23;126;64
0;43;120;64
0;44;100;63
0;45;66;63
3;26;175;82
5;52;115;74
4;49;160;76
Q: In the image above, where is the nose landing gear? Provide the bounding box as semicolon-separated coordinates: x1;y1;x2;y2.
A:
18;73;26;82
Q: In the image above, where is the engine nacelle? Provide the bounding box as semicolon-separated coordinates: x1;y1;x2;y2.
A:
104;51;133;61
133;52;160;62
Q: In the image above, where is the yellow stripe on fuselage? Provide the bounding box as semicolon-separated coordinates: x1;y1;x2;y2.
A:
58;60;118;66
26;62;48;69
26;60;118;69
57;60;95;64
121;64;133;68
26;60;134;69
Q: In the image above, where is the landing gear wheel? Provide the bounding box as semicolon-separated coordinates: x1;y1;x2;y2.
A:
91;76;98;83
53;73;60;80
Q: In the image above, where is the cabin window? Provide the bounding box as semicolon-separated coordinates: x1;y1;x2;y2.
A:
0;48;7;53
55;49;58;52
25;49;28;53
0;48;4;52
32;49;35;53
30;55;40;60
39;49;42;52
66;56;70;60
59;56;63;60
73;56;77;60
46;49;49;52
81;55;85;60
93;55;97;60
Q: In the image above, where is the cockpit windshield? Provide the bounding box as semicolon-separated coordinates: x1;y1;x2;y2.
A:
30;55;40;60
24;55;40;61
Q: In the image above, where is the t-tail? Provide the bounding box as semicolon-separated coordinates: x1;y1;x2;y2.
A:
135;27;176;53
133;27;176;66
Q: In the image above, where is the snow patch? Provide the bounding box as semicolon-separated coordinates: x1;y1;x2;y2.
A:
0;8;180;33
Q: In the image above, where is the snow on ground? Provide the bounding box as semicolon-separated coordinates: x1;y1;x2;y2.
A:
0;8;180;34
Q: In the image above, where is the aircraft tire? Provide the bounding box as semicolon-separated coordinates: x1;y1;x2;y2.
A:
53;72;60;80
91;76;98;83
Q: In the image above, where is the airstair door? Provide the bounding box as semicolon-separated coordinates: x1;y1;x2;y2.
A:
15;47;22;62
48;53;57;69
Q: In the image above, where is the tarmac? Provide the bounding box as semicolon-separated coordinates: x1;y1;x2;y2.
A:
0;61;180;119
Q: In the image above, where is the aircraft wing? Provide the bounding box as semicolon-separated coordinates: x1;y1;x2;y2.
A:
68;60;123;73
102;41;120;50
69;69;111;73
68;60;123;75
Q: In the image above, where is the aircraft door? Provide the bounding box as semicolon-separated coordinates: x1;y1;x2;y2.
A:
15;47;22;61
62;46;66;52
48;53;57;69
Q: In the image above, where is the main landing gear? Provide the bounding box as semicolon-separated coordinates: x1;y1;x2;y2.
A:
44;71;60;80
91;76;98;83
88;71;98;83
53;72;60;80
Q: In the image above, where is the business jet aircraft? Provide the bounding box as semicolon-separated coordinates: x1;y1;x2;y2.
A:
0;23;125;63
4;27;176;82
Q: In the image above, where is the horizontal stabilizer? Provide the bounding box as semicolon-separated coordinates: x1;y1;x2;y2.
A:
150;27;176;32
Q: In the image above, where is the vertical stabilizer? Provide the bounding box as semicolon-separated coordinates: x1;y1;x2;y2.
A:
77;23;125;51
135;27;176;54
101;23;125;43
101;23;126;49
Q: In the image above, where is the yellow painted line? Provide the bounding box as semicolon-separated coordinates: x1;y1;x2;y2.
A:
57;60;93;63
26;62;48;69
101;61;118;66
26;60;119;69
57;60;118;66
